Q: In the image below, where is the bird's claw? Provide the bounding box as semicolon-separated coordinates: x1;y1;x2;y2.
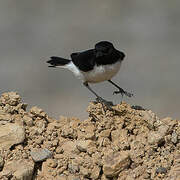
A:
113;89;133;98
96;97;113;110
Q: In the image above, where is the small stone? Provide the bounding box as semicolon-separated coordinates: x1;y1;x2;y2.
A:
0;112;12;123
23;115;33;126
99;129;111;138
0;92;21;106
61;126;77;139
141;111;156;129
0;123;25;150
56;146;64;154
61;141;77;155
30;148;52;162
30;106;47;118
0;159;34;180
90;166;101;179
103;151;130;177
147;131;164;145
77;123;95;140
76;140;94;152
131;105;145;110
158;124;169;136
68;162;79;173
171;131;178;144
80;167;90;177
0;155;4;170
156;167;167;174
46;159;57;168
35;137;44;144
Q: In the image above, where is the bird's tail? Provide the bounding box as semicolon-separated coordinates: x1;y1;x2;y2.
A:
47;56;71;67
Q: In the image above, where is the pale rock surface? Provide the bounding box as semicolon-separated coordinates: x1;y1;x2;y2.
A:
0;159;34;180
103;151;130;177
76;140;95;152
0;155;4;170
0;123;25;150
30;148;52;162
0;92;21;106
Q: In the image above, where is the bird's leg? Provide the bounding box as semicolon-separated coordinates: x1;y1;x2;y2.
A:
108;80;133;97
83;82;113;109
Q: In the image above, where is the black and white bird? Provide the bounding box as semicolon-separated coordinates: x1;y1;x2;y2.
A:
47;41;133;107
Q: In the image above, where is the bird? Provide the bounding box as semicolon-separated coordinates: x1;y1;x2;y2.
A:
47;41;133;108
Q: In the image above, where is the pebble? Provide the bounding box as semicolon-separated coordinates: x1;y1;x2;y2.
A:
30;148;52;162
171;131;178;144
156;167;167;174
0;155;4;170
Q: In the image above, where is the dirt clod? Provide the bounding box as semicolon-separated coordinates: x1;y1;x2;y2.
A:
0;92;179;180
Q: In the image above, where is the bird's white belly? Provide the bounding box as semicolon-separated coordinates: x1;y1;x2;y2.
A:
65;61;121;83
82;61;121;83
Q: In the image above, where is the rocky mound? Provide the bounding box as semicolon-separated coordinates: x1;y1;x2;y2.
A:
0;92;179;180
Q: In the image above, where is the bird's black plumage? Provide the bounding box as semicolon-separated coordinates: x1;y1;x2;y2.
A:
71;41;125;72
47;56;70;67
71;49;95;72
47;41;125;72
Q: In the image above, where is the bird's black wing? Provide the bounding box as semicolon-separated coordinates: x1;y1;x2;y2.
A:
71;49;96;72
95;50;125;66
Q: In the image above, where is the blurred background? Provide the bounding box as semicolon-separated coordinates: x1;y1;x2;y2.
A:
0;0;179;120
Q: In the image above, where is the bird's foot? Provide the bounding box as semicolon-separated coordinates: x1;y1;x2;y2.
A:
113;88;133;98
96;97;113;110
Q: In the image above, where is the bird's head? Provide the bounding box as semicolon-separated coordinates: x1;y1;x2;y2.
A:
95;41;125;60
95;41;114;57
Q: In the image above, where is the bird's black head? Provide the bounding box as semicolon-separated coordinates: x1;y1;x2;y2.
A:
95;41;125;60
95;41;114;56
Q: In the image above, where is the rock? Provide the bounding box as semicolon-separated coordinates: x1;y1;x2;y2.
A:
148;124;169;145
46;159;58;168
61;126;77;139
167;152;180;180
0;123;25;150
40;160;57;179
156;167;167;174
68;162;79;174
77;121;95;140
80;166;90;178
103;151;131;177
30;148;52;162
111;129;129;150
171;131;178;144
0;155;4;170
0;159;34;180
0;91;180;180
76;140;95;152
23;115;33;126
98;129;111;138
0;112;12;124
30;106;47;118
148;131;164;145
90;166;101;179
61;141;77;155
158;124;169;136
0;92;21;106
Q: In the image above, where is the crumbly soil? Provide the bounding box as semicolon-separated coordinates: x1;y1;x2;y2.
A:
0;92;179;180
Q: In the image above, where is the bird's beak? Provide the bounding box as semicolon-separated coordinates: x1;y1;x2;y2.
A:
118;51;125;60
